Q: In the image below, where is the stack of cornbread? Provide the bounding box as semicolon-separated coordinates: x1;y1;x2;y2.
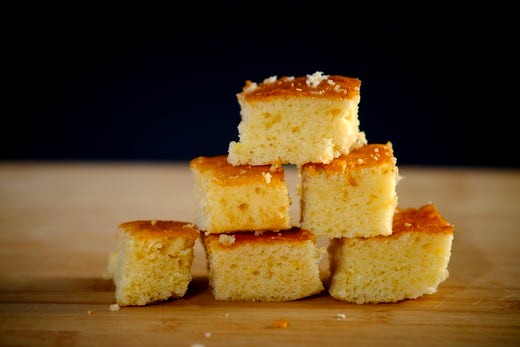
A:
191;71;454;304
105;71;454;306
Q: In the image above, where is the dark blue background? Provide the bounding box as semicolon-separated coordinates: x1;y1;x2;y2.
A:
5;3;516;167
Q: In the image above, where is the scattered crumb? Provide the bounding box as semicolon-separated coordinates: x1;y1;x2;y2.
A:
357;158;364;165
263;75;277;84
333;84;345;93
254;230;265;236
204;332;212;338
183;223;196;229
87;310;94;316
224;313;230;318
262;172;272;184
150;220;158;226
190;344;205;347
336;313;346;320
310;89;326;95
109;304;120;312
306;71;329;87
404;222;412;227
218;234;236;246
284;76;295;81
243;81;258;93
272;319;289;329
374;148;380;153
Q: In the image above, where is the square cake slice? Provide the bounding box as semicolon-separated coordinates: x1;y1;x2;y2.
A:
111;220;200;306
328;204;455;304
202;228;325;301
300;142;399;238
228;72;366;166
190;155;291;234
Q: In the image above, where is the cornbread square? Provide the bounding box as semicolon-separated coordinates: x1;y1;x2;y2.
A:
112;220;200;306
202;228;325;301
228;72;367;166
300;143;398;238
328;204;454;304
190;155;291;234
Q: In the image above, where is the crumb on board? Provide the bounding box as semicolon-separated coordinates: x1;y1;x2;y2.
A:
336;313;346;320
272;319;289;329
204;331;212;338
87;310;94;316
109;304;120;312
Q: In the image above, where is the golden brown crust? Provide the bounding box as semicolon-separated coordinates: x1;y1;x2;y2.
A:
190;155;284;185
335;204;454;244
392;204;454;235
303;143;395;173
119;220;200;241
203;228;315;250
239;73;361;101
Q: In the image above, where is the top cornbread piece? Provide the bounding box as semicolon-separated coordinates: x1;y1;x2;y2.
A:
190;155;291;234
300;143;398;238
228;71;366;166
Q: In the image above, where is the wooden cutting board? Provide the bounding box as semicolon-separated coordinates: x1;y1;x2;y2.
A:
0;163;519;346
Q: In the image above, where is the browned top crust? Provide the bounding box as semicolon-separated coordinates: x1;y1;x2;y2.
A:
392;204;455;235
238;72;361;101
303;143;395;173
190;155;284;185
203;228;315;250
119;220;200;241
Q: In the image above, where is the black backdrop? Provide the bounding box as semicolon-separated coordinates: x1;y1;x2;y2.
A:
5;3;517;168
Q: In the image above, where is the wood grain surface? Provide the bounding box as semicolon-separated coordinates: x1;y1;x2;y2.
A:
0;162;519;346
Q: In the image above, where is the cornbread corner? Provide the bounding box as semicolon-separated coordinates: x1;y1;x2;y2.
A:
228;72;367;166
300;142;399;238
112;220;200;306
190;155;291;234
328;204;454;304
202;228;325;301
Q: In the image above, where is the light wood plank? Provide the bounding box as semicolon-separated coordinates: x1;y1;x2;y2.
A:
0;163;519;346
